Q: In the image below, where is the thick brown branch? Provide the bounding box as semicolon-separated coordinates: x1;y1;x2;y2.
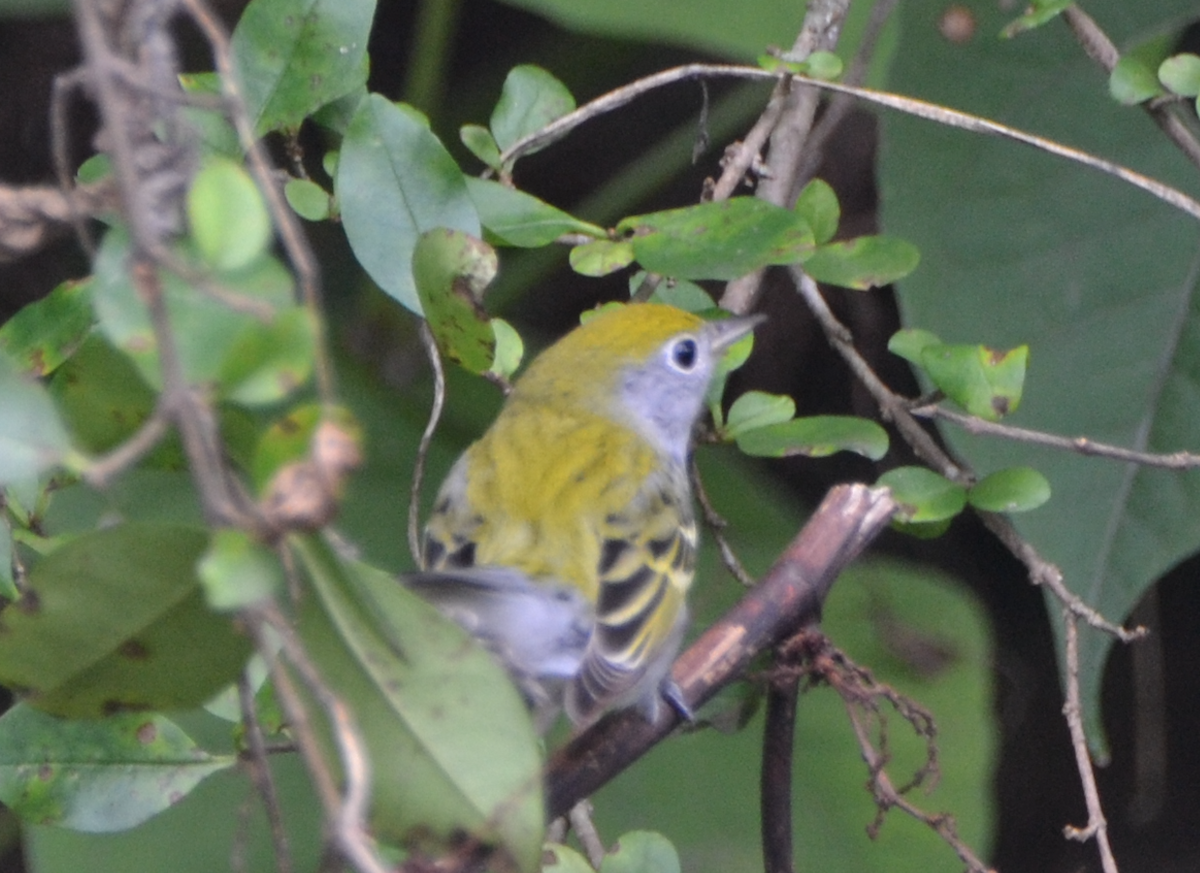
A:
545;483;896;818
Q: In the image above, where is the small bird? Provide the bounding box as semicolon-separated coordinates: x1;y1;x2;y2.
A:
406;302;763;727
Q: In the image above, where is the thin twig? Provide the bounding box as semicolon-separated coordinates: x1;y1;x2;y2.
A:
1061;611;1120;873
500;63;1200;223
761;661;799;873
409;321;447;565
722;0;850;313
567;800;606;869
178;0;335;406
690;455;755;587
912;404;1200;469
238;672;294;873
250;603;391;873
83;402;172;489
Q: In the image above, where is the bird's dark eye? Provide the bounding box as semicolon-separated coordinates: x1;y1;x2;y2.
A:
669;338;698;371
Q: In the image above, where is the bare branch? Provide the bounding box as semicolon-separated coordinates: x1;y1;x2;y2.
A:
912;404;1200;470
1061;611;1120;873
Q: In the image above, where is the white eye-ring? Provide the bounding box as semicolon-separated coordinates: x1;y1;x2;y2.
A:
668;336;699;372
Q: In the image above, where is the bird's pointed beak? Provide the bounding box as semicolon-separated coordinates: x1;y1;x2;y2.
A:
707;312;767;352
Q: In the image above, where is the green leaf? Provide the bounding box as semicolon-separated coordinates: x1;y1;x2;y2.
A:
1109;56;1165;105
569;239;634;276
490;64;576;153
0;523;253;717
878;466;967;524
886;327;942;367
919;343;1028;421
999;0;1071;38
215;306;317;406
600;831;681;873
804;51;844;81
460;123;503;170
968;467;1052;514
723;390;795;439
794;178;840;245
489;318;524;380
0;704;234;832
230;0;374;135
0;279;93;378
336;95;480;313
284;178;332;221
619;198;814;281
464;176;605;247
1158;52;1200;97
0;349;70;485
187;158;273;273
411;228;499;374
803;235;920;289
290;534;543;868
636;275;715;312
197;528;284;611
735;415;888;460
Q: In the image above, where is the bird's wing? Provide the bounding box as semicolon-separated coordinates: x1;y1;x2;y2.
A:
566;481;696;725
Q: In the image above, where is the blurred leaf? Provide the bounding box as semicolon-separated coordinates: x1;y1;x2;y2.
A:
570;239;634;276
878;466;967;524
489;318;525;380
197;528;283;611
490;64;576;154
968;466;1051;514
230;0;374;135
290;535;543;867
735;415;888;460
185;157;268;271
412;228;498;374
465;177;606;247
723;390;795;440
999;0;1071;38
919;343;1028;421
1158;52;1200;97
794;178;840;246
250;403;323;491
620;198;814;280
215;306;317;406
0;523;252;717
0;523;16;601
545;843;595;873
337;95;480;313
91;228;294;391
284;178;332;221
601;831;681;873
0;704;233;832
886;327;942;367
460;123;503;169
47;334;170;463
1109;56;1164;105
803;235;920;290
804;50;844;80
0;280;94;377
0;350;70;485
